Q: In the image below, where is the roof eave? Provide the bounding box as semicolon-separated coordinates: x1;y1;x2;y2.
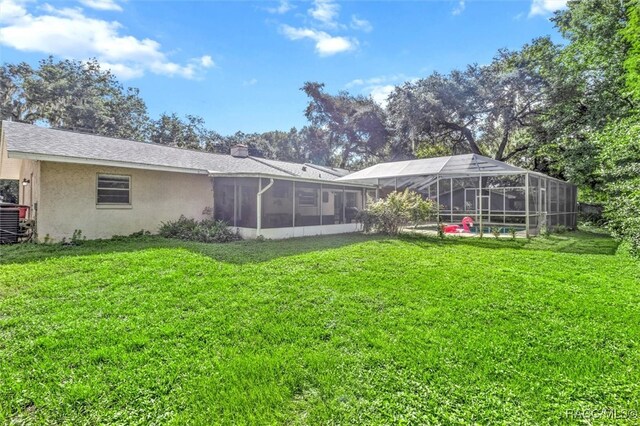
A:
8;150;210;175
208;171;375;187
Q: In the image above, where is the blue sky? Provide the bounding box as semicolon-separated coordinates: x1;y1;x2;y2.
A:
0;0;567;135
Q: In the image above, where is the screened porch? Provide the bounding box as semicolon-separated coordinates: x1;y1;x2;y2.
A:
212;176;372;238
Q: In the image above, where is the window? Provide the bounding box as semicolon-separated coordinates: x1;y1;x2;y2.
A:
297;190;318;207
295;183;320;226
97;174;130;205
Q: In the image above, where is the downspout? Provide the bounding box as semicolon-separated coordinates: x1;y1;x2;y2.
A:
436;174;440;224
256;178;274;238
478;175;483;237
525;172;530;238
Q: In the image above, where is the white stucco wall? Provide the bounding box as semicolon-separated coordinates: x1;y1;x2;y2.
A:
19;159;40;221
0;138;25;180
37;162;213;241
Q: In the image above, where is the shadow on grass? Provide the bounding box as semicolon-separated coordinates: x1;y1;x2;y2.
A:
400;228;620;256
0;228;619;266
0;233;392;266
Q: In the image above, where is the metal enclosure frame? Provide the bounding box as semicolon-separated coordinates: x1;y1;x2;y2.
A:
336;154;578;236
376;172;577;236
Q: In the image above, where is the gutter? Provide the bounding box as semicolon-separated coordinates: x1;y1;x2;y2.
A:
208;171;376;188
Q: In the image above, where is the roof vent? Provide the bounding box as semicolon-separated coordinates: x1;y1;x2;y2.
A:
302;166;307;171
230;144;249;158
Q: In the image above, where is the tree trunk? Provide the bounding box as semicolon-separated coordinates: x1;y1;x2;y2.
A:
495;124;510;160
461;127;482;155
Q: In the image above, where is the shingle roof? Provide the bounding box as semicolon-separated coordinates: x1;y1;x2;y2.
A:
1;121;344;182
335;154;528;184
252;157;350;181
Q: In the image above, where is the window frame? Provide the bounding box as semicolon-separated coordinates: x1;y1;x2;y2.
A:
96;173;132;207
297;189;319;207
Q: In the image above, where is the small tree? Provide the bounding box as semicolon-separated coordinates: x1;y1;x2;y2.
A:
356;190;437;235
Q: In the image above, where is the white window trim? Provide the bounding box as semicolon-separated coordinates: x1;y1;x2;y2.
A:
96;173;132;208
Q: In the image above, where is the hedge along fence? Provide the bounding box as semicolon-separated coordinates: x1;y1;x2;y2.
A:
356;190;438;235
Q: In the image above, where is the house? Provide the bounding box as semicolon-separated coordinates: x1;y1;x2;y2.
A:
0;121;371;241
0;121;577;242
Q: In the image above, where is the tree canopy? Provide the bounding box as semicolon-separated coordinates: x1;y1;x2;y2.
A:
1;57;148;141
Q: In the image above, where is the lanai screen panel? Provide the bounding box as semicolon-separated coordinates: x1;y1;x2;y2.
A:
345;188;364;223
322;185;345;225
295;182;321;226
213;177;236;226
262;179;294;228
213;178;368;229
236;178;259;228
214;177;260;228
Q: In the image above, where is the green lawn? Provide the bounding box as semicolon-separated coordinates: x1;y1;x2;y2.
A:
1;231;639;425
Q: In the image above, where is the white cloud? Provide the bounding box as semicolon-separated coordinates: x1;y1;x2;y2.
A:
346;78;364;88
309;0;339;28
266;0;292;15
350;15;372;32
275;0;368;57
280;25;356;56
99;62;144;79
346;74;417;106
0;0;214;80
0;0;26;23
452;0;465;16
529;0;568;16
346;74;414;89
199;55;214;68
369;85;395;106
78;0;122;12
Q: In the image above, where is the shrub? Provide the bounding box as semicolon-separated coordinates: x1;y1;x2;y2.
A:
553;225;568;234
356;190;437;235
508;227;517;240
354;209;378;234
159;216;241;243
491;227;501;239
71;229;86;244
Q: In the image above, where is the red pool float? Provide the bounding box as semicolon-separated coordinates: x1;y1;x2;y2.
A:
443;216;474;234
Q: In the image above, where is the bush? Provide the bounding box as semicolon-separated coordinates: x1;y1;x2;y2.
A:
356;190;437;235
553;225;568;234
159;216;241;243
491;227;501;239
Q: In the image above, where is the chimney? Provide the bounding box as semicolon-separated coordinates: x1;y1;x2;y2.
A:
230;144;249;158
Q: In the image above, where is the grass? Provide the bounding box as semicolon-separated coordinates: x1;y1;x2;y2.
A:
0;230;639;424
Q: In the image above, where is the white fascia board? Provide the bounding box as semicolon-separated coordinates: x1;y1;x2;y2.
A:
209;171;376;188
8;151;209;175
